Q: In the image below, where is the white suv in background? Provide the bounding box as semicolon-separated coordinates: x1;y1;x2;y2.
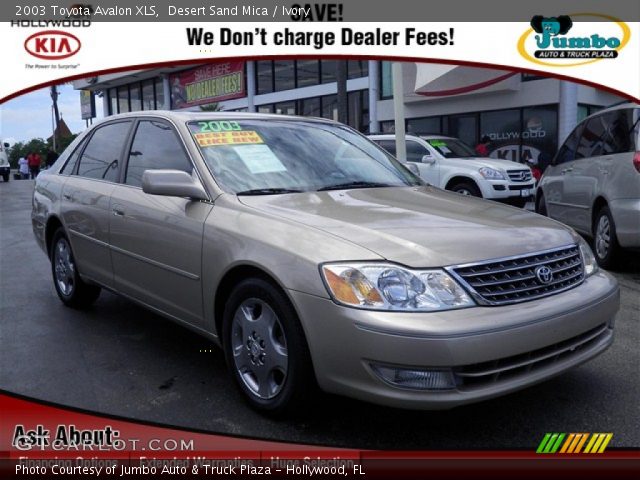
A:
0;142;10;182
370;134;535;207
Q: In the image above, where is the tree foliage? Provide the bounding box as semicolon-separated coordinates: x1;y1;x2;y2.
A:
7;134;77;168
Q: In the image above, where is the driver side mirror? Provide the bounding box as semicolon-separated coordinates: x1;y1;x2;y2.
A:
142;169;208;200
422;154;436;165
3;143;9;148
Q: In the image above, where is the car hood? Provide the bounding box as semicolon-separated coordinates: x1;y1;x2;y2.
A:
447;157;530;171
237;186;576;268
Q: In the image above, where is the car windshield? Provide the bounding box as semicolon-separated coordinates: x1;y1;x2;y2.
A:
425;138;477;158
188;119;422;194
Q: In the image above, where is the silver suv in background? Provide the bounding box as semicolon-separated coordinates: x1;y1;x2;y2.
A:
536;103;640;268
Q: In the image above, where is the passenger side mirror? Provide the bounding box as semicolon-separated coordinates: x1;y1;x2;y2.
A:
3;143;9;148
422;155;436;165
142;169;208;200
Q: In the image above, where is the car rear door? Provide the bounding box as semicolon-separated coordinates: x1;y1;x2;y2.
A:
60;120;132;289
109;118;213;329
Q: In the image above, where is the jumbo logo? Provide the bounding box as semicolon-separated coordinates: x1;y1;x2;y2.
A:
24;30;81;60
518;14;630;67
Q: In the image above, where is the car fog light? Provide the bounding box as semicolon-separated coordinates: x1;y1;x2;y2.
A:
371;364;456;390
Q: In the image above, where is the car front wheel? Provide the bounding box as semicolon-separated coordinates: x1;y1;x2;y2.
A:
222;278;315;415
593;206;619;269
449;181;481;197
50;228;101;308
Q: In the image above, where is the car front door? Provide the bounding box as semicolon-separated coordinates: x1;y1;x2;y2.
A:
406;140;439;185
542;123;584;228
109;118;213;329
60;120;132;289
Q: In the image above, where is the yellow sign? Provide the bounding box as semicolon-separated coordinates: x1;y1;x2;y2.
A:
195;130;263;147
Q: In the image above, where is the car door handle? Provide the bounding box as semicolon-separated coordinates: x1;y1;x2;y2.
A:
561;168;573;174
62;193;73;201
112;207;125;217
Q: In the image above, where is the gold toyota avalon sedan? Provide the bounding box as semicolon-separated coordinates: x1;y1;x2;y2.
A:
32;112;619;414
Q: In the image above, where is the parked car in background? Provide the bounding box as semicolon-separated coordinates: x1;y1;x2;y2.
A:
369;134;535;207
32;112;618;414
0;142;10;182
536;103;640;268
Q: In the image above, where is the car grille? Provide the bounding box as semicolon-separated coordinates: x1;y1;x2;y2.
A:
454;324;609;390
506;169;532;182
448;245;584;305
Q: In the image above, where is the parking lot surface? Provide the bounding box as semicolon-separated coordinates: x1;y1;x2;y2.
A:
1;178;638;449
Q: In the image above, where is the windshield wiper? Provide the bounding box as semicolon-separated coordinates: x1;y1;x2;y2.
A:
236;188;304;196
317;181;394;191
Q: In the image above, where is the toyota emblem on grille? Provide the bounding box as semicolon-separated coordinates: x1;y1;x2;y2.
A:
535;265;554;284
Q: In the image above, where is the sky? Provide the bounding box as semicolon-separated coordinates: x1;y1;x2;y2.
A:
0;84;103;145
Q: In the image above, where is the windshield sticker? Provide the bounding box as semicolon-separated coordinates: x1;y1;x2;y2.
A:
195;130;263;146
439;146;452;154
196;120;242;133
232;145;287;174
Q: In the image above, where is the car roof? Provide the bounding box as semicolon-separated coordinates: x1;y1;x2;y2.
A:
92;110;341;127
368;133;456;140
585;101;639;119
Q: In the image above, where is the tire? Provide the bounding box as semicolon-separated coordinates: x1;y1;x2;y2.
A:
222;277;316;415
50;228;101;308
2;173;8;182
536;193;548;216
448;181;481;197
592;206;619;269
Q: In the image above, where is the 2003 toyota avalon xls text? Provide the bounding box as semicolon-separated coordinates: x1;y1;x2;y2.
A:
32;112;619;414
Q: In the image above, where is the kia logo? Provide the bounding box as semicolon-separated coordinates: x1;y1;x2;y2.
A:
24;30;81;60
535;265;554;284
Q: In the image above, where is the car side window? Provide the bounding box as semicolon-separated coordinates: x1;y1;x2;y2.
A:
376;140;397;156
76;122;131;182
554;124;583;165
604;109;634;155
59;136;88;175
125;120;193;188
406;141;429;162
576;114;608;158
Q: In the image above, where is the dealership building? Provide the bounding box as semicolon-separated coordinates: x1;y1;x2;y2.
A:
73;59;624;165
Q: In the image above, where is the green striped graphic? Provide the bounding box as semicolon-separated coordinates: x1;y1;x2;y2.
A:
536;433;566;454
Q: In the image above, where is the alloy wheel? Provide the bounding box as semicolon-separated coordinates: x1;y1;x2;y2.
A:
54;238;75;296
230;298;288;400
595;215;610;259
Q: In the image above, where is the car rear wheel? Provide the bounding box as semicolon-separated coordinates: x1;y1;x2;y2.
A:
449;181;481;197
50;228;101;308
222;278;315;415
2;173;8;182
593;206;619;269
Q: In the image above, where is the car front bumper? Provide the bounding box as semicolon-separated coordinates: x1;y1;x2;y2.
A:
290;271;618;409
482;181;536;201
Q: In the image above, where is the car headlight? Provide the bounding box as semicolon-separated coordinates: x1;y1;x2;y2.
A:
321;263;474;311
577;237;598;277
479;167;506;180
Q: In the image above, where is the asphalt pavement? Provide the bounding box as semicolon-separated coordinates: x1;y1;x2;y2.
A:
1;177;638;449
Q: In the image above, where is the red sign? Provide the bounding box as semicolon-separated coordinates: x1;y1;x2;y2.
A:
170;62;245;109
24;30;81;60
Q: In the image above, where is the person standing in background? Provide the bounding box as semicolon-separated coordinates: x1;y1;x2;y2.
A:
27;151;42;179
475;135;491;157
18;156;29;179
